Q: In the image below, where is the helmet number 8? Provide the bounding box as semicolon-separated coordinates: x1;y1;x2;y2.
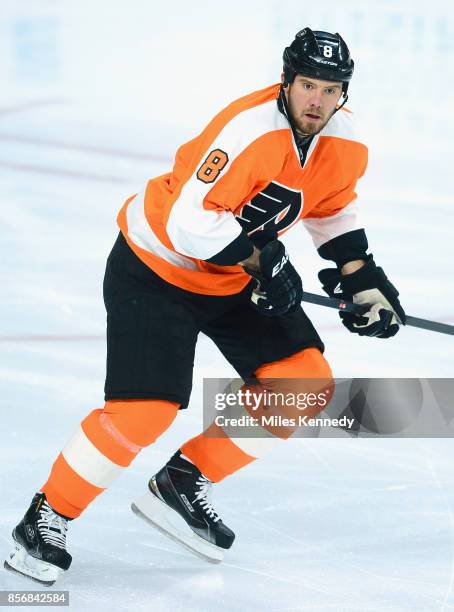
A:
197;149;229;184
323;45;333;58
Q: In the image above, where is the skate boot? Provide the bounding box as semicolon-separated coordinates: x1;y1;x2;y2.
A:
132;451;235;562
4;492;72;586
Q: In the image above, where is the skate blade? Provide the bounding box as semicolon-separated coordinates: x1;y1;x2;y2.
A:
131;490;224;564
4;542;61;587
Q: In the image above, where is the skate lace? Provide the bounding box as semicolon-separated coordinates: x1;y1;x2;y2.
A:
37;501;68;550
193;476;220;523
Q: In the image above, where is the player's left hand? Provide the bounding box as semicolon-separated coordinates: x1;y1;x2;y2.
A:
318;256;406;338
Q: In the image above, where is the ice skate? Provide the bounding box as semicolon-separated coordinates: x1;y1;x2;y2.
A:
4;492;72;586
132;451;234;563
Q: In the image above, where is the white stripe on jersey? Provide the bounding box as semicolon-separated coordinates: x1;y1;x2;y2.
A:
303;199;362;249
126;187;198;270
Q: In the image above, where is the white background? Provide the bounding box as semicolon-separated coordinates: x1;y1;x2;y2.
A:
1;1;454;610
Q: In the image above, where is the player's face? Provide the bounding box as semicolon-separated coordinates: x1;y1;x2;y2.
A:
283;74;343;136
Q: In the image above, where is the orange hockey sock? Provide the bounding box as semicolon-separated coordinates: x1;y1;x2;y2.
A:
41;399;179;518
181;348;333;482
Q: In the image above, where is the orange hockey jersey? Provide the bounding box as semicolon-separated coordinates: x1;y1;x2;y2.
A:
117;83;368;295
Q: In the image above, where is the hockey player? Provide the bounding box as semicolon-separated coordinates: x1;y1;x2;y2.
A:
5;28;405;584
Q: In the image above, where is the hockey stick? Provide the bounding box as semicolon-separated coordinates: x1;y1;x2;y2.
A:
302;292;454;336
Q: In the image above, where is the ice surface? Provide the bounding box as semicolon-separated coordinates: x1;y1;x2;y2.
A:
1;1;454;610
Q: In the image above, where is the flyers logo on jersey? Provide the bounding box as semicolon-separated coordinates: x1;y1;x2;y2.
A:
235;181;303;237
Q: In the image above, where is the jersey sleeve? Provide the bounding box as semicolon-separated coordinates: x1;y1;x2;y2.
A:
303;113;368;266
303;193;370;267
303;195;362;245
165;101;287;265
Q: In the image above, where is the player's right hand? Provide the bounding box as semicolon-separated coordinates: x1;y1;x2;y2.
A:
245;240;303;316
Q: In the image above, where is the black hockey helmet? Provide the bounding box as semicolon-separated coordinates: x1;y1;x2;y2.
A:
283;28;354;94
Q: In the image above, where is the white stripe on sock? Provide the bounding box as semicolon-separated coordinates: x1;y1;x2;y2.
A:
62;425;123;488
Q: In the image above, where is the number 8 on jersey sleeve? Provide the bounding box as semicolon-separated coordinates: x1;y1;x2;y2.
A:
197;149;229;184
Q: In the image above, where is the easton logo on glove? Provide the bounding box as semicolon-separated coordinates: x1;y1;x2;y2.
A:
245;240;303;316
272;251;289;277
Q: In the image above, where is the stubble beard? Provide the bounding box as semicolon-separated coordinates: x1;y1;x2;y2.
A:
286;92;334;137
293;111;332;137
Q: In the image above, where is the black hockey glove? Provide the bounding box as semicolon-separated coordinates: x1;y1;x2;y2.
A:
318;255;406;338
245;240;303;316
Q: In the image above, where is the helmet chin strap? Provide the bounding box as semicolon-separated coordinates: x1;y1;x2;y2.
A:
333;92;349;115
278;84;302;137
278;85;313;163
